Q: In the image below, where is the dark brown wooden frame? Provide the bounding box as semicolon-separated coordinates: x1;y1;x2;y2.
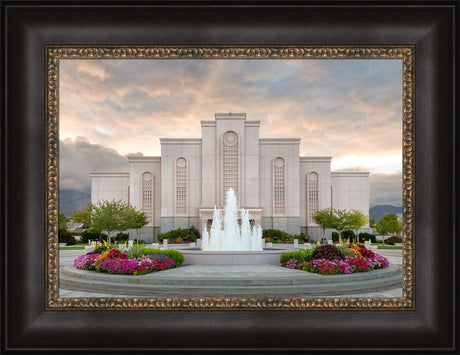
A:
2;0;457;352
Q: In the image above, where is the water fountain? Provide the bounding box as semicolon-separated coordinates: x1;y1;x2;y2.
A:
200;189;263;251
180;188;285;265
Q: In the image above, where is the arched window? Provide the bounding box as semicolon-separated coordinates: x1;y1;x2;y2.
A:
273;157;285;215
142;172;153;224
175;157;187;215
222;131;239;202
307;172;319;225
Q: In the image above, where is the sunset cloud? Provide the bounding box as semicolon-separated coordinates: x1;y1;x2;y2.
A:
59;58;403;207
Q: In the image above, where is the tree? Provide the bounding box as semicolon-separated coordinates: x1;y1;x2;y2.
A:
90;200;137;243
58;213;68;231
328;209;368;244
347;210;368;243
313;208;337;242
126;205;149;243
374;213;402;245
72;203;93;228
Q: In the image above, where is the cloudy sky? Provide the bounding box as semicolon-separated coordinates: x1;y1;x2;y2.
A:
59;58;403;207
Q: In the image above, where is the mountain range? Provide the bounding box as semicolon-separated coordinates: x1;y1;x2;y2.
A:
59;189;91;217
369;204;403;222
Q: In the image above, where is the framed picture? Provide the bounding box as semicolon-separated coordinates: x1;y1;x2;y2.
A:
52;46;412;307
3;1;456;352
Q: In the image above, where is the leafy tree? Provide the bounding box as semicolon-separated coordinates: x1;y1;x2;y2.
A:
328;209;368;244
347;210;368;243
313;209;337;242
369;218;376;228
58;213;68;231
90;200;139;243
374;213;402;245
72;203;92;228
126;205;149;243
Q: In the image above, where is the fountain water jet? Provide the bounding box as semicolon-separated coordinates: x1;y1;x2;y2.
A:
201;189;263;251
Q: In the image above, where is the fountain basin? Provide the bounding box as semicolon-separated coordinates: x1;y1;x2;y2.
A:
181;248;287;265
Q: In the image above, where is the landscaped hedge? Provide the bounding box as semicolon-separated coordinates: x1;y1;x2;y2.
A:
279;249;315;264
263;229;310;242
80;228;107;243
263;229;292;242
359;232;377;243
384;236;403;245
331;230;357;243
115;232;130;242
139;247;185;266
58;228;76;245
157;226;200;243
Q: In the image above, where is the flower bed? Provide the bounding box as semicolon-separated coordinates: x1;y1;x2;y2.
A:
74;248;178;275
281;244;389;275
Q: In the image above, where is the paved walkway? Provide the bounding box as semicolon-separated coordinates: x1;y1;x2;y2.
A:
58;248;403;298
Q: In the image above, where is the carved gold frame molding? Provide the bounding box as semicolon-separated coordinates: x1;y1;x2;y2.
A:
46;45;415;310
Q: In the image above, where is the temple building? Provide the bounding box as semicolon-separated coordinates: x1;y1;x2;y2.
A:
90;112;370;242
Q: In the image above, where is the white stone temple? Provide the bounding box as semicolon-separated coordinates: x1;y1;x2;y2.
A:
90;112;369;242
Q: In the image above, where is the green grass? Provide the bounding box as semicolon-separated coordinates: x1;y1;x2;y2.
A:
59;246;85;250
377;245;402;250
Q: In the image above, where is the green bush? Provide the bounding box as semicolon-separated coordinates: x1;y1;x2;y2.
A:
80;228;107;243
157;226;200;242
384;236;403;245
115;232;129;242
139;247;185;266
279;249;315;264
263;229;294;242
331;230;356;243
342;230;356;242
292;233;309;242
58;228;76;245
359;232;377;243
133;239;145;244
331;232;339;242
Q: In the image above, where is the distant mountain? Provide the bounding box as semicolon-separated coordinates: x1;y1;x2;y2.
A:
369;205;403;222
59;189;91;217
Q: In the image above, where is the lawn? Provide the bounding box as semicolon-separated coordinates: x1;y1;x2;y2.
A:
59;246;86;250
377;245;402;250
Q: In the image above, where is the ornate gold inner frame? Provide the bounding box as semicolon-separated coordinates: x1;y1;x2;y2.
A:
46;45;415;310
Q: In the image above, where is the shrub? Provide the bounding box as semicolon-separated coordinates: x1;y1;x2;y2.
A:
293;233;309;242
342;230;356;242
157;226;200;242
331;232;339;242
312;245;345;261
115;232;129;242
263;229;293;242
58;228;76;245
134;247;185;266
280;249;315;264
384;236;403;245
133;239;145;244
80;228;107;243
359;232;377;243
